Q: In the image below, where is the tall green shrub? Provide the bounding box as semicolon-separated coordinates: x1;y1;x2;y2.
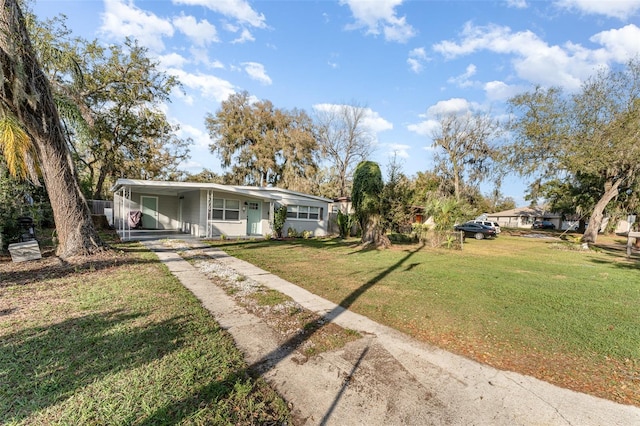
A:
336;210;355;238
273;205;287;238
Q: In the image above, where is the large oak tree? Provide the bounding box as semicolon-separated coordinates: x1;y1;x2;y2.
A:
507;59;640;243
0;0;104;257
206;91;318;188
29;22;189;199
431;110;501;202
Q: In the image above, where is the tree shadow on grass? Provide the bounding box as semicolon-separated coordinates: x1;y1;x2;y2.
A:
248;243;425;422
136;241;425;425
0;310;188;424
0;242;169;289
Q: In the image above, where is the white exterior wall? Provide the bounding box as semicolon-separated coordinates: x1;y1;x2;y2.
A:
122;192;181;230
278;194;329;237
206;191;247;237
112;179;332;239
180;190;203;236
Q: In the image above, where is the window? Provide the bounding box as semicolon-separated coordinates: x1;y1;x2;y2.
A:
287;205;321;220
286;205;298;219
212;198;240;221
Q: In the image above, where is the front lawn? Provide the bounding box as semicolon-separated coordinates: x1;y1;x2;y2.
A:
212;233;640;406
0;237;290;425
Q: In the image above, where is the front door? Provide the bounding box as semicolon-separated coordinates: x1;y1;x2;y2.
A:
140;196;158;229
246;201;261;235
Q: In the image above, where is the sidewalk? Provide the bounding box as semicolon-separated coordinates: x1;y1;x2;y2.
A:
144;240;640;425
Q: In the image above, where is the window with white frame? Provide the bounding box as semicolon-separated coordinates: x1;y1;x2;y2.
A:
286;205;321;220
212;198;240;220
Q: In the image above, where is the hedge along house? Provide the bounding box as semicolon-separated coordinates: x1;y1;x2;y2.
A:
111;179;332;241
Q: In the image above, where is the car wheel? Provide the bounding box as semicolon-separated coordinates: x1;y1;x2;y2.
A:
474;232;484;240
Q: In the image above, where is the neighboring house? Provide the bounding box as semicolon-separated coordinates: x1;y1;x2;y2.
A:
487;206;563;229
330;196;353;215
327;197;354;235
111;179;332;240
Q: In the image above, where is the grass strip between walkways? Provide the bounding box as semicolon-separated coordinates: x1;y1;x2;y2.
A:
210;232;640;407
0;235;290;425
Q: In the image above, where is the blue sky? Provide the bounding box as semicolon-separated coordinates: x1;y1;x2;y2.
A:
32;0;640;205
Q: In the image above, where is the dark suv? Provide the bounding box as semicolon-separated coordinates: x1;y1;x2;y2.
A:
532;220;555;230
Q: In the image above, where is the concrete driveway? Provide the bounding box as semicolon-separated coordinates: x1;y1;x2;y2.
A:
144;239;640;425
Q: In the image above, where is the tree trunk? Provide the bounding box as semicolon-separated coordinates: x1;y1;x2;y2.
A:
0;0;105;258
581;179;621;244
361;215;390;248
94;166;110;200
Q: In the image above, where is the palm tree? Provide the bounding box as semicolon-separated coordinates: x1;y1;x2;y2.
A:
0;0;104;257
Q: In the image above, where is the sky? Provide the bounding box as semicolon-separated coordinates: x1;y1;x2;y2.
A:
31;0;640;205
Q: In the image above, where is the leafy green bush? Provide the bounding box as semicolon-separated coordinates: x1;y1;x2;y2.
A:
273;206;287;238
336;210;356;238
302;230;312;239
388;232;417;243
287;227;299;238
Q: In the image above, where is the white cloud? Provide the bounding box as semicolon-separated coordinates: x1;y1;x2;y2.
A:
448;63;477;87
172;0;267;28
167;68;236;102
362;109;393;133
340;0;416;43
590;24;640;62
242;62;272;85
408;98;481;137
385;143;410;158
231;28;256;44
407;47;428;73
158;52;189;68
427;98;477;116
173;14;218;46
189;47;225;68
407;120;439;137
176;123;211;149
555;0;640;20
506;0;528;8
483;80;524;101
433;22;640;91
100;0;174;52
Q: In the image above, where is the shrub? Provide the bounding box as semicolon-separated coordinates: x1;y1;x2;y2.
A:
336;210;356;238
287;227;299;238
302;230;313;239
388;232;417;243
273;206;287;238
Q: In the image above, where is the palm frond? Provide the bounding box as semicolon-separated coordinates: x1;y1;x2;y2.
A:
0;113;40;184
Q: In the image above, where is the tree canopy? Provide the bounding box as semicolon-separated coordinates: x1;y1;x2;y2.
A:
431;110;501;201
205;91;319;188
314;103;376;198
30;26;190;199
507;59;640;242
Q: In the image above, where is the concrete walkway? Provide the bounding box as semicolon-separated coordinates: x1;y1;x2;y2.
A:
143;240;640;425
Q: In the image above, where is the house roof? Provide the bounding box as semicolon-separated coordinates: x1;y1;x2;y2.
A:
110;179;332;203
489;206;562;218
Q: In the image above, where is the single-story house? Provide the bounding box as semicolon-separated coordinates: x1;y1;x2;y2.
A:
111;178;332;240
487;206;563;229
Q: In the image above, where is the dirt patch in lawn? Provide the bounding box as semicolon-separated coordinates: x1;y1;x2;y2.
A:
172;242;362;361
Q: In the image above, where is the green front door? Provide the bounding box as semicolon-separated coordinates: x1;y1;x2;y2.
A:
246;201;261;235
140;196;158;229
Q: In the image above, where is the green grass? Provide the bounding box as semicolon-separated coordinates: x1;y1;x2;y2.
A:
211;234;640;405
0;241;290;425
